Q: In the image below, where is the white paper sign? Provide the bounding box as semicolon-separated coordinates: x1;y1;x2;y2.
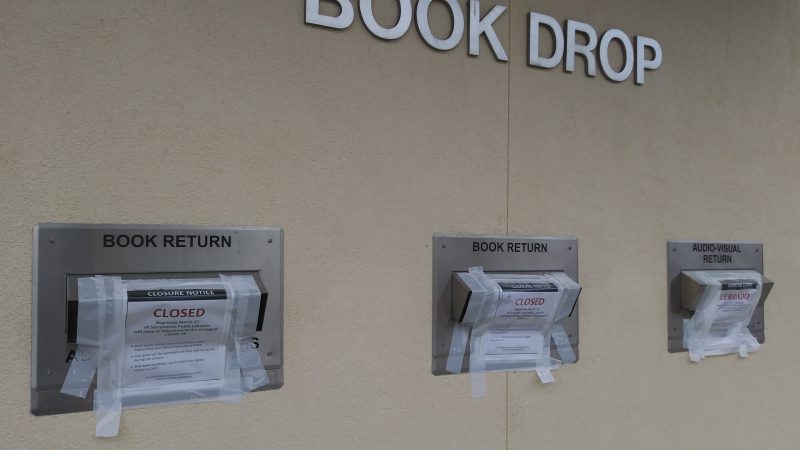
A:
483;280;562;356
484;330;544;356
710;279;759;337
123;285;230;388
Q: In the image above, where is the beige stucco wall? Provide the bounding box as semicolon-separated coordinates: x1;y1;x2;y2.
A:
1;1;798;448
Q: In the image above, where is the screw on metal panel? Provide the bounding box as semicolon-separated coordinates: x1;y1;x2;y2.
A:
568;246;572;250
49;238;55;244
46;369;53;375
442;245;446;249
756;248;760;252
268;239;273;244
672;248;677;252
267;352;273;357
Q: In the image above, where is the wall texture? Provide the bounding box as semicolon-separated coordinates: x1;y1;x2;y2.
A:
1;1;797;448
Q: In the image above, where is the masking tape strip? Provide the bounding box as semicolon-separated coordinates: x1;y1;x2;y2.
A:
61;351;97;398
226;275;269;391
682;318;690;350
739;344;749;358
93;276;126;438
443;267;499;394
551;323;576;364
470;371;487;398
536;369;555;384
469;333;488;398
466;267;500;398
61;277;102;398
445;323;470;374
210;278;245;403
688;277;720;362
445;267;499;376
94;391;122;438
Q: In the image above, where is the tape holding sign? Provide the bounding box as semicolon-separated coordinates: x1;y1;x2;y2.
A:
682;271;764;362
447;268;581;397
61;275;267;437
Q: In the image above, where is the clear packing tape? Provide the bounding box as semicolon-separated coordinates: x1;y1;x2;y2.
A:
446;267;580;397
683;270;763;363
61;275;268;437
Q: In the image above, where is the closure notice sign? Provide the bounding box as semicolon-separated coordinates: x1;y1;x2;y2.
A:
123;285;231;388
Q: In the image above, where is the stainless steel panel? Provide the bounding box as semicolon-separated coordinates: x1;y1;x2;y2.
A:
432;234;578;375
759;277;773;307
31;224;284;416
666;240;764;353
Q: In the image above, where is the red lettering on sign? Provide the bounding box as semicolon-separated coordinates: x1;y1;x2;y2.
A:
720;293;751;301
154;308;207;318
516;298;545;306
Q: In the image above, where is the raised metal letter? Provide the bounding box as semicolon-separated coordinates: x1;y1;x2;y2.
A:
360;0;412;40
599;29;634;82
528;12;563;68
636;36;662;85
305;0;354;29
416;0;465;51
468;0;508;61
565;20;597;76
